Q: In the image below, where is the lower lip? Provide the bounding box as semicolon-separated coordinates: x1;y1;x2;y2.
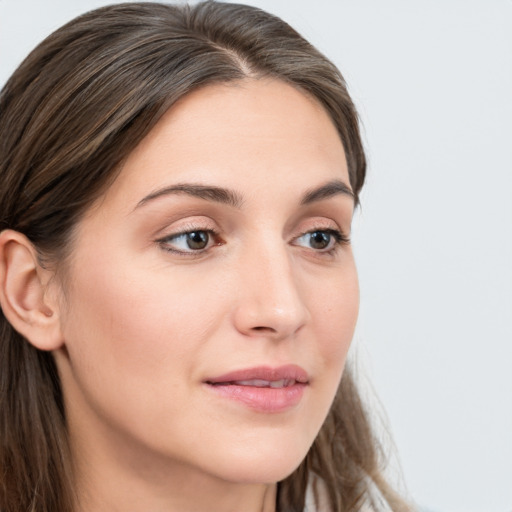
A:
206;382;307;413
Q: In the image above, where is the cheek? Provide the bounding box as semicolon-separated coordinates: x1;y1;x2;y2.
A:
300;261;359;415
312;264;359;361
58;252;222;414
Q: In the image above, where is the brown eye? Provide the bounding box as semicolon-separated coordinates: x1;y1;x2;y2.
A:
309;231;331;250
159;229;215;254
293;229;346;252
186;231;209;250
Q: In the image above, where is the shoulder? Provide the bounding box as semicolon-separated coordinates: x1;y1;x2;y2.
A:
303;473;394;512
304;473;330;511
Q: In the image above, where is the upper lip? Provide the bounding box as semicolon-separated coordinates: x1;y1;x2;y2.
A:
205;364;309;385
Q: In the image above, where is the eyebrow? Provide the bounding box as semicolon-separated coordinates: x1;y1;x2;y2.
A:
136;183;244;209
135;178;354;210
300;179;354;205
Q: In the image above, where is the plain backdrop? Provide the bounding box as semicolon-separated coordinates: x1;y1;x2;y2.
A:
1;1;511;512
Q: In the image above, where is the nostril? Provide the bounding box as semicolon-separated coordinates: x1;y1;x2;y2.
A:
252;326;277;333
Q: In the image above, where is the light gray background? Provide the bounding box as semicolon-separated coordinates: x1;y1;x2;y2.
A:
1;1;511;512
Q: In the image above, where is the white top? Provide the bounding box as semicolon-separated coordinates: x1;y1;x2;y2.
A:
303;474;393;512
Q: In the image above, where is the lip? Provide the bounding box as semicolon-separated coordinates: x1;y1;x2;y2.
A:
204;364;309;413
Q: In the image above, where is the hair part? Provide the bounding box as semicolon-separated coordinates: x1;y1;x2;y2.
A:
0;2;408;511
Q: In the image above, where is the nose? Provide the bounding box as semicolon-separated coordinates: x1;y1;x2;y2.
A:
232;240;309;340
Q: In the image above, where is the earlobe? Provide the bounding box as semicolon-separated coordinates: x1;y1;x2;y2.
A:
0;229;64;351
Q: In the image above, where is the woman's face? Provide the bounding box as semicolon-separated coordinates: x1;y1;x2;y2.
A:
53;79;358;488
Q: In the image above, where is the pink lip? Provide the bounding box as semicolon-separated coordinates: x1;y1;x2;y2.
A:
204;364;308;413
207;364;309;384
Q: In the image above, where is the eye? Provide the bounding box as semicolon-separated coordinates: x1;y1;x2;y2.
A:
293;229;348;252
158;229;218;254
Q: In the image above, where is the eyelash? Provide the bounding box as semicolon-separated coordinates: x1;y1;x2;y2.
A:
293;228;350;255
157;228;222;256
157;226;350;256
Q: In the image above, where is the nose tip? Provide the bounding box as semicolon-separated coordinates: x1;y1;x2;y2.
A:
232;253;309;340
234;296;307;339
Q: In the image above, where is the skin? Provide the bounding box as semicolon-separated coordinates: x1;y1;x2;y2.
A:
47;79;359;512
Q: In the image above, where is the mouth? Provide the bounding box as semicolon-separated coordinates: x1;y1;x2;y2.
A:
210;378;299;389
204;365;308;413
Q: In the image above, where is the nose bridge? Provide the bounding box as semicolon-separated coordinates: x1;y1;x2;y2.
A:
233;230;308;338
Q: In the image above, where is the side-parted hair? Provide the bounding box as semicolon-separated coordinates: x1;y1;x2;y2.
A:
0;2;409;511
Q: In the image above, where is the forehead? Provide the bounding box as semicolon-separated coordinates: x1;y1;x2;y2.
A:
97;78;349;211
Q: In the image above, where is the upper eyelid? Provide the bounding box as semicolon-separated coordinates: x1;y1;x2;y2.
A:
154;217;218;237
292;219;349;238
157;227;218;244
152;210;350;239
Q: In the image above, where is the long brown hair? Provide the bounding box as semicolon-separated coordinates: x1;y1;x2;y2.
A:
0;2;409;511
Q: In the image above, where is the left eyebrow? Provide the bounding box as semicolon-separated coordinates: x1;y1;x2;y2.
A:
300;179;354;205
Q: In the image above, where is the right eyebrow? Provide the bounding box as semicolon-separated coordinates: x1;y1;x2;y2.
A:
135;183;244;210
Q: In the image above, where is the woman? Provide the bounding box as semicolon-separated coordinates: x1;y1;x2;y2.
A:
0;2;410;511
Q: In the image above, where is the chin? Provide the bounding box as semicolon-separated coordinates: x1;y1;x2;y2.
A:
201;437;311;485
218;461;304;485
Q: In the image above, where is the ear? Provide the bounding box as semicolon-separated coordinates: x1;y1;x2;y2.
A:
0;229;64;351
